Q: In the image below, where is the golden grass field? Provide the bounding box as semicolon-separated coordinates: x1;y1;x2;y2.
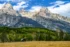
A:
0;41;70;47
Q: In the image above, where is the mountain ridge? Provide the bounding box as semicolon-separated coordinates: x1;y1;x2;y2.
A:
0;3;70;32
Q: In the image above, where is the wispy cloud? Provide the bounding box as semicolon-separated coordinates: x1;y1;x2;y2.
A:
50;1;65;5
13;1;28;10
29;6;42;12
48;1;70;17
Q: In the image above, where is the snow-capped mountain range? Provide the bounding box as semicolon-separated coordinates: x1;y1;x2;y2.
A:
0;2;70;32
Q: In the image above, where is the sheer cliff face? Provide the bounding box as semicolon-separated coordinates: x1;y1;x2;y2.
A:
0;3;70;32
0;14;20;27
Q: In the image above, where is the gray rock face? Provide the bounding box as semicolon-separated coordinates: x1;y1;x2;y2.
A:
33;15;70;32
0;3;70;32
0;13;20;27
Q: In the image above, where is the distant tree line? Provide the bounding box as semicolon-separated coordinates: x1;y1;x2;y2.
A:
0;27;70;42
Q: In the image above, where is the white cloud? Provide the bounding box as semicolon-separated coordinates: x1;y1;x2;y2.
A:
13;1;28;10
29;6;42;12
49;1;66;8
18;1;26;6
48;1;70;17
0;3;5;9
50;1;65;5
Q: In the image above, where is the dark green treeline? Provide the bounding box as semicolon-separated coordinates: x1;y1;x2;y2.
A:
0;27;70;42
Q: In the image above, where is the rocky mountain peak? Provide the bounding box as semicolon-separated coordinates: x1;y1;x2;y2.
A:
37;7;51;17
39;7;50;13
2;2;13;10
0;2;20;16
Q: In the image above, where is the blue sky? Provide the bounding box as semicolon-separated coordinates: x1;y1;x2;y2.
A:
0;0;70;17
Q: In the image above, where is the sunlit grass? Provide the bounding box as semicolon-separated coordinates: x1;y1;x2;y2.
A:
0;41;70;47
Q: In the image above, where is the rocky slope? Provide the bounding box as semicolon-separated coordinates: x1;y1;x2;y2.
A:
31;7;70;31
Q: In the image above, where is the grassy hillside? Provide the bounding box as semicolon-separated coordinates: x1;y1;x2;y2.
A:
0;27;70;42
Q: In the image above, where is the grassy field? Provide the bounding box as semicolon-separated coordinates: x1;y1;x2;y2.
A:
0;41;70;47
